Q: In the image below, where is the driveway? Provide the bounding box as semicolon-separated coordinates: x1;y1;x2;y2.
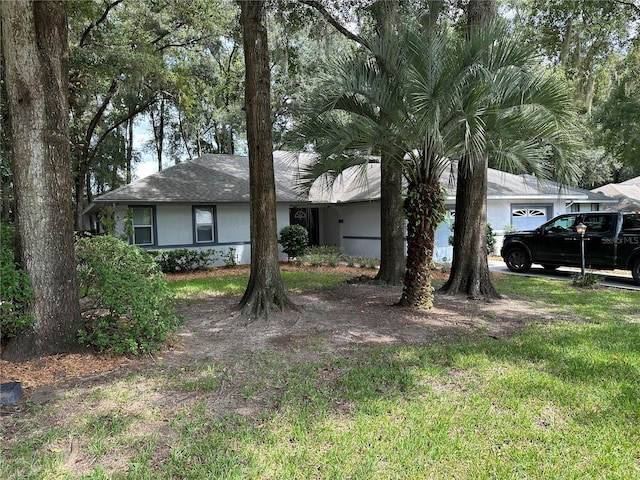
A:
488;260;640;291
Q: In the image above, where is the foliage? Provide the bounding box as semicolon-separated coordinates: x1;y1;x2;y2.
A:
153;248;219;273
279;224;310;259
76;236;181;355
221;247;238;268
66;0;239;228
572;271;598;288
593;45;640;179
513;0;638;115
0;221;35;339
97;206;117;235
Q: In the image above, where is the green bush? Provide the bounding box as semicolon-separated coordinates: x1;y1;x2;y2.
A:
153;248;218;273
76;236;181;355
0;220;35;339
572;272;598;288
279;225;309;259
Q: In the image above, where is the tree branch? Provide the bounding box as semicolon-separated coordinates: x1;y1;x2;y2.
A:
156;36;209;52
79;0;124;47
298;0;369;49
613;0;640;16
83;79;119;160
88;96;158;163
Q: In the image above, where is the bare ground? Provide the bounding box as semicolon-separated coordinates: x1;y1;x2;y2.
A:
1;266;556;396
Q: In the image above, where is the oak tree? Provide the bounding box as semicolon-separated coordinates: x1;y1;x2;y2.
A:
1;0;83;361
239;0;296;318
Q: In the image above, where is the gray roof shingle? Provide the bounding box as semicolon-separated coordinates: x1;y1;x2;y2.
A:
88;151;615;210
91;153;304;205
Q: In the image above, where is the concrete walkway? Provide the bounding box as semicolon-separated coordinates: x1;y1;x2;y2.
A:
488;260;640;291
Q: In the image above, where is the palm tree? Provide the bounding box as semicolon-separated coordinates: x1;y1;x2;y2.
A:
296;20;580;309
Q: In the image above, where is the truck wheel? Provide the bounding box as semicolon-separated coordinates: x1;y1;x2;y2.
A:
504;248;532;273
632;257;640;286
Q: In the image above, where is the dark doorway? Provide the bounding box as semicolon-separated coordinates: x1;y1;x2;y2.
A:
289;207;319;246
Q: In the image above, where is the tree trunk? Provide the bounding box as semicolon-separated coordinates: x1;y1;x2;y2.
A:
375;149;405;285
151;95;165;172
303;0;406;286
239;0;296;319
440;154;500;299
1;0;83;361
466;0;497;28
372;1;406;286
126;117;133;183
441;0;500;300
398;180;446;309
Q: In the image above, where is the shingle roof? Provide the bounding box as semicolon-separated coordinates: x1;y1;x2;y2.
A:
90;153;305;205
88;151;615;211
303;158;614;204
593;178;640;211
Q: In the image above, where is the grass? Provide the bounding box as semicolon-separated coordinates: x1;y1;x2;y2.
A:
2;272;639;479
168;268;359;298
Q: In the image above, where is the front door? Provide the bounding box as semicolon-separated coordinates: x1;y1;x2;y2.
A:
289;207;319;246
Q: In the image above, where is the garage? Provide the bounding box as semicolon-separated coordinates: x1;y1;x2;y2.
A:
511;205;550;230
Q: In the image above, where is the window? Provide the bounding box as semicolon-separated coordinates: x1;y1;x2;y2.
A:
512;208;546;218
194;206;216;243
583;214;613;233
544;215;577;234
131;207;154;245
591;203;600;212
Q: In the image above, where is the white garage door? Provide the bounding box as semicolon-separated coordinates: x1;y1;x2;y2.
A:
512;207;549;230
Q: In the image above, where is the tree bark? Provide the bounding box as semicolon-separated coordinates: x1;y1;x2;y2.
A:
239;0;296;319
372;1;405;286
1;0;83;361
440;154;500;299
440;0;500;300
301;0;406;286
375;148;405;285
466;0;497;29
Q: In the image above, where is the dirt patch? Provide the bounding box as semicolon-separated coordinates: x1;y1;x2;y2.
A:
1;266;547;393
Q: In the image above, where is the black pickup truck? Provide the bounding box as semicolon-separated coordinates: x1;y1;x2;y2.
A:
501;211;640;285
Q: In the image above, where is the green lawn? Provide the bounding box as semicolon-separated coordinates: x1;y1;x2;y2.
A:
168;269;361;298
2;272;639;479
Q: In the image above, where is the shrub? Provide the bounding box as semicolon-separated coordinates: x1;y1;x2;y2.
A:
279;225;309;259
221;247;238;268
153;248;218;273
76;236;181;355
572;272;598;288
0;221;35;339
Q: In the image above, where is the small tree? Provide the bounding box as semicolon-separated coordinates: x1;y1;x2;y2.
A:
279;225;309;260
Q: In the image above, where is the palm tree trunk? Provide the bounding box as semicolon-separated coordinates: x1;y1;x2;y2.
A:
398;180;445;309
